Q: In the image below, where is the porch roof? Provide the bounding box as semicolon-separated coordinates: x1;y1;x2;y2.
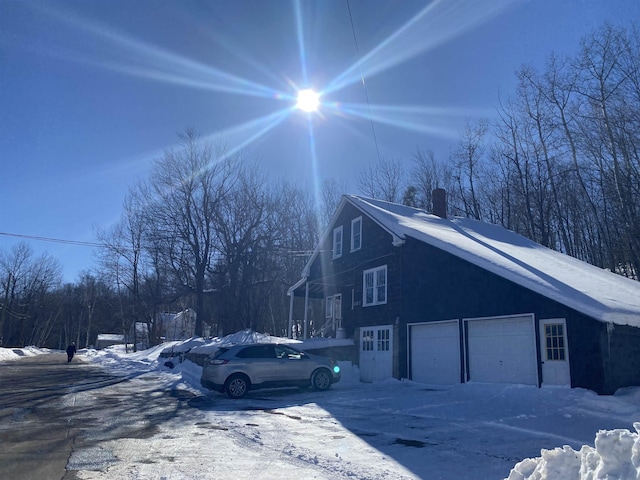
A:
288;276;346;298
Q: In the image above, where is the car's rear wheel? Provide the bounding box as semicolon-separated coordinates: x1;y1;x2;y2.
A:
311;369;332;391
225;374;250;398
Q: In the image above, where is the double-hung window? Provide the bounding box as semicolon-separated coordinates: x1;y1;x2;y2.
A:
351;216;362;252
333;226;343;259
363;265;387;306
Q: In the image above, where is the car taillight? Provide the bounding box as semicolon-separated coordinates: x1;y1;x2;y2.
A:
210;359;229;365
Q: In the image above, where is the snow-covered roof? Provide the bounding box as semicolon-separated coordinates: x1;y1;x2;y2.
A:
97;334;125;342
345;195;640;328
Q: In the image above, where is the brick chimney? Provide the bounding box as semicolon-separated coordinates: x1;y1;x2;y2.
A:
432;188;447;219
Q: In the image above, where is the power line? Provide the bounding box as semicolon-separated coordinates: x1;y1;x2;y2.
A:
346;0;382;164
0;232;102;248
0;232;317;256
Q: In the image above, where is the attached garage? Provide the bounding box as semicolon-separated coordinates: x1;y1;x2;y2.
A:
464;314;538;386
409;320;460;385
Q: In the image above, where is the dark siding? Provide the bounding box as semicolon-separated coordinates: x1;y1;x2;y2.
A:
567;314;606;393
605;325;640;393
307;203;403;339
400;236;609;393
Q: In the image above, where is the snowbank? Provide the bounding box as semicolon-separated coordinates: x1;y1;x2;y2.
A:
160;329;354;357
0;345;52;361
506;423;640;480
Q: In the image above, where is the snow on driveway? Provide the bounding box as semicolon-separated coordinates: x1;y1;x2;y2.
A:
5;345;639;479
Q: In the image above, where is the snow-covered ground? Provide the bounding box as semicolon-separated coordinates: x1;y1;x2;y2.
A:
3;339;640;479
0;345;57;361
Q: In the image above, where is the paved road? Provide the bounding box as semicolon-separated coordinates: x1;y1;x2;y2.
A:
0;353;196;480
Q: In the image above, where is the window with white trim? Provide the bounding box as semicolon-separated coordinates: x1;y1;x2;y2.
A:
325;296;334;318
351;216;362;252
333;226;343;259
363;265;387;306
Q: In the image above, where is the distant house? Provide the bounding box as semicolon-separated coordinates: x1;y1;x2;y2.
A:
96;334;125;350
155;309;197;342
287;193;640;395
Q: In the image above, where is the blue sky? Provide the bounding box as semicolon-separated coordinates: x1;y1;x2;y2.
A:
1;0;638;282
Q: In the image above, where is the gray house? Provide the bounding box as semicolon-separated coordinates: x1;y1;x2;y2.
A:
288;194;640;394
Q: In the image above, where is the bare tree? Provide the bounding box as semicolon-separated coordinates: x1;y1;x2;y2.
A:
576;23;640;275
210;162;272;334
407;149;455;211
319;177;349;229
142;129;236;336
0;242;62;346
357;157;406;203
269;180;320;336
97;188;150;350
451;119;489;220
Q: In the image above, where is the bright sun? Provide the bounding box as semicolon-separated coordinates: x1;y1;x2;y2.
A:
296;89;320;112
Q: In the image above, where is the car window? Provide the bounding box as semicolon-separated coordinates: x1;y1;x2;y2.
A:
212;347;229;359
275;345;303;359
236;345;276;359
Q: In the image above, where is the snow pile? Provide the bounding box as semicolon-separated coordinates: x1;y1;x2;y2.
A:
215;328;278;345
190;329;281;356
82;342;172;373
506;423;640;479
158;336;206;354
155;329;281;358
0;345;51;361
161;329;351;357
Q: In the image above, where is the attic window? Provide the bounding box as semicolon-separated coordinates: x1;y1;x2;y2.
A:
333;226;343;259
351;216;362;252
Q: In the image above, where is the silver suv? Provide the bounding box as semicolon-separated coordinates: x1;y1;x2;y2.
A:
201;343;341;398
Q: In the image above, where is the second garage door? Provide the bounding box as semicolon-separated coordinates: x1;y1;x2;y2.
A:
466;314;538;385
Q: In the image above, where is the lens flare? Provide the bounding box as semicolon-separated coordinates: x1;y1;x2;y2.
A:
296;89;320;112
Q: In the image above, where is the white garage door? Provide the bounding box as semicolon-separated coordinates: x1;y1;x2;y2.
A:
466;315;537;385
410;320;460;385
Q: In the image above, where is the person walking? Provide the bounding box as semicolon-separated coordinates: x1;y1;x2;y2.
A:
66;342;76;363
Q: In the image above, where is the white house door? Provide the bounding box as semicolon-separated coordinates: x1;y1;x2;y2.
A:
360;325;393;383
539;318;571;386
